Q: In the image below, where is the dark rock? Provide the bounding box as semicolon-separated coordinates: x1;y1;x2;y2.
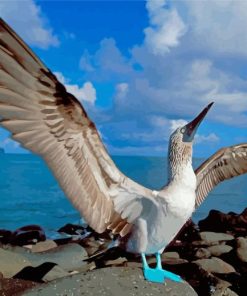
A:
0;276;37;296
199;209;247;236
163;262;218;296
10;225;46;246
78;236;102;256
214;272;247;296
58;223;87;236
54;237;72;245
165;241;196;261
0;229;12;244
13;262;57;283
195;248;211;259
172;219;201;243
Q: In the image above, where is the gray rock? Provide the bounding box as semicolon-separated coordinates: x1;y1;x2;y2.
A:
27;243;88;272
1;243;88;273
208;245;233;257
0;247;32;278
193;257;235;274
236;237;247;262
32;240;57;253
195;248;211;259
105;257;127;266
42;265;69;282
199;232;234;245
162;252;180;259
24;266;198;296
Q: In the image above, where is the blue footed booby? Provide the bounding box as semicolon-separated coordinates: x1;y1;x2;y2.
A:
1;18;247;284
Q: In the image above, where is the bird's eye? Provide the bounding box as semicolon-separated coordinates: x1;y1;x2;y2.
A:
181;128;185;134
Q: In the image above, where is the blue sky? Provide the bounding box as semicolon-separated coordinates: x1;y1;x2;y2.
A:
1;0;247;157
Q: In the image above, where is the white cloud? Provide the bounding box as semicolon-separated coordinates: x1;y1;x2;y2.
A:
0;0;59;49
54;72;96;105
115;83;129;103
184;0;247;56
144;0;187;55
195;133;219;144
79;50;95;72
169;119;188;133
77;0;247;155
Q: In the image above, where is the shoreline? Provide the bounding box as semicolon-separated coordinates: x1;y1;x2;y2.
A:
1;208;247;295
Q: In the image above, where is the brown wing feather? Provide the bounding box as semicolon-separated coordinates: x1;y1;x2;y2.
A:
0;18;139;235
195;144;247;208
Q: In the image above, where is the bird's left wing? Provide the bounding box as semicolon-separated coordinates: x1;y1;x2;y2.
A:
0;18;154;236
195;144;247;208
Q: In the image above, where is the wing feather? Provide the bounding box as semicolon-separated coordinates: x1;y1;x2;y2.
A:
195;144;247;208
0;18;155;236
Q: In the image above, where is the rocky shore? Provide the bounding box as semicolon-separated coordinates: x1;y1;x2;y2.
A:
1;208;247;296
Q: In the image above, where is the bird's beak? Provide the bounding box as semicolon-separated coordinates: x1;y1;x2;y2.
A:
183;102;214;142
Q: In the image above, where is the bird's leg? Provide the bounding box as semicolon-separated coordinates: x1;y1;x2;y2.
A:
141;253;164;283
155;253;182;283
141;253;182;284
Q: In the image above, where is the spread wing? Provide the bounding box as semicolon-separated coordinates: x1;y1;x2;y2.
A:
0;18;155;236
195;144;247;208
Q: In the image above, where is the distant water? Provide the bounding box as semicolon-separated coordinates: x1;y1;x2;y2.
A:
0;154;247;234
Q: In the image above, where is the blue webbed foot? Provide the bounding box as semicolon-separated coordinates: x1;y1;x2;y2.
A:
141;253;182;284
162;268;182;282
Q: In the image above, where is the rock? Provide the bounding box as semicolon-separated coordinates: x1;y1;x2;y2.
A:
0;277;37;296
13;262;57;282
195;248;211;259
42;265;69;282
236;237;247;262
173;219;201;243
23;244;33;250
79;236;102;256
192;240;211;246
10;225;46;246
213;272;247;296
25;243;88;272
24;266;198;296
199;209;247;236
0;229;12;244
1;242;88;274
0;247;32;278
199;232;234;244
31;240;57;253
208;245;233;257
54;237;72;245
193;257;236;274
105;257;127;266
58;223;87;235
162;251;180;259
211;287;239;296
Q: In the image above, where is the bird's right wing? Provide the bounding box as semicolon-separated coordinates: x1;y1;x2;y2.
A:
0;18;156;237
195;144;247;208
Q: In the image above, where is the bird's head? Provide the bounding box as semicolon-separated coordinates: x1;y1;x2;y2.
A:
168;102;214;166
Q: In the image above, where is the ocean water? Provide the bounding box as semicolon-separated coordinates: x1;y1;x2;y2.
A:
0;153;247;235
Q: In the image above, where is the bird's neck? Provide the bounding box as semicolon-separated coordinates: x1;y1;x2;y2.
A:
167;145;196;189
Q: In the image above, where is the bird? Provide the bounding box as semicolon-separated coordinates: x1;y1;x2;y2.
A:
1;18;247;284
